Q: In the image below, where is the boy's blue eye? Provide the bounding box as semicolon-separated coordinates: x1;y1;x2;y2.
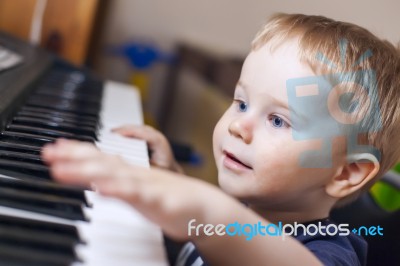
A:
270;115;287;128
237;101;248;112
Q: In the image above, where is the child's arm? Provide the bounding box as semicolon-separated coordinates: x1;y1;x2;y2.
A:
112;125;183;173
42;139;322;266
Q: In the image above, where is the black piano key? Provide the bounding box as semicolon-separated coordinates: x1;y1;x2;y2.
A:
2;128;95;145
37;80;100;91
27;94;101;110
35;88;102;104
1;225;78;245
26;100;100;117
7;124;96;142
0;141;41;154
41;80;102;97
0;245;76;266
33;88;102;102
21;106;99;124
13;116;97;130
43;71;86;86
41;78;102;94
0;150;44;165
0;225;78;255
0;216;83;266
0;175;91;207
16;111;99;128
12;116;98;139
0;186;88;221
1;131;55;146
0;159;51;179
0;214;81;242
0;227;81;265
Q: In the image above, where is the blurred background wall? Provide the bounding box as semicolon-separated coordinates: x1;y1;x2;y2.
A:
96;0;400;81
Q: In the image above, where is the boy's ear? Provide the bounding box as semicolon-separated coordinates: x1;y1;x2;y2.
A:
325;153;380;198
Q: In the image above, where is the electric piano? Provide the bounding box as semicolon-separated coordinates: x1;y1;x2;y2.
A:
0;32;168;265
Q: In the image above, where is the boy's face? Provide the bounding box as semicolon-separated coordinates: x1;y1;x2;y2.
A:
213;40;346;212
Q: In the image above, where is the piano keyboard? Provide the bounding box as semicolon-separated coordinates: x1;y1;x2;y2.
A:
0;32;168;266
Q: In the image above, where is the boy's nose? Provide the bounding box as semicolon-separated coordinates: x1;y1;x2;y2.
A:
228;117;253;144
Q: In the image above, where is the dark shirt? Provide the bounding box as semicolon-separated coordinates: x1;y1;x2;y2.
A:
294;218;367;266
173;218;367;266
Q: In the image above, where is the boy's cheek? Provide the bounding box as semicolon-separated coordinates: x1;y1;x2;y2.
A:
262;138;321;170
212;118;228;151
212;127;222;159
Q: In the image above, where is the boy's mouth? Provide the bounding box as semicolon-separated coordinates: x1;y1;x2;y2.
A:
224;151;252;169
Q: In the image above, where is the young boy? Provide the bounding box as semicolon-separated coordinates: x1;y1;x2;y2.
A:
42;13;400;266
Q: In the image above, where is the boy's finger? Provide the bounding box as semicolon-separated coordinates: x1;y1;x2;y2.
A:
50;160;109;186
95;177;141;202
112;125;160;144
112;124;144;136
42;139;100;164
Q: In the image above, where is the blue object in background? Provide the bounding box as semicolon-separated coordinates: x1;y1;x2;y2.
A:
170;141;203;166
108;41;175;70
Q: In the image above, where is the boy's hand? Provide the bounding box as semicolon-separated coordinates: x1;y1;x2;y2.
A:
112;125;183;173
41;139;216;241
42;139;321;266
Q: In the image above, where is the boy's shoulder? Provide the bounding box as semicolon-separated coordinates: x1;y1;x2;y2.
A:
294;218;367;266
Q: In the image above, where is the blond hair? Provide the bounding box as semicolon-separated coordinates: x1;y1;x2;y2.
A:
252;13;400;204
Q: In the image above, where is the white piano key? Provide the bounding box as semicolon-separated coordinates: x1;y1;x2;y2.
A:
100;81;144;128
76;192;167;266
96;138;148;159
